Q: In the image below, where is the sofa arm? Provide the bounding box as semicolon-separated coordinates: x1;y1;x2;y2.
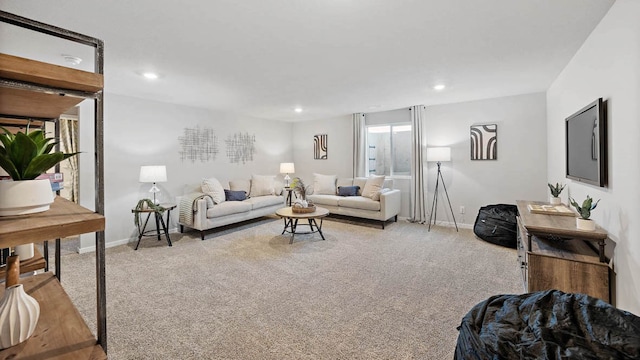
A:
178;192;213;229
380;189;401;220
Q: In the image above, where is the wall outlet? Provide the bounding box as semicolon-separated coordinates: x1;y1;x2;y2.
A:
459;206;465;214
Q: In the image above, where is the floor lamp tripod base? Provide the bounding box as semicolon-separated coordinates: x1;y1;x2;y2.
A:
428;162;458;232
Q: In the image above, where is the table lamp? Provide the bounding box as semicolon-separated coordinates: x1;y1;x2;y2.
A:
139;165;167;204
280;162;295;187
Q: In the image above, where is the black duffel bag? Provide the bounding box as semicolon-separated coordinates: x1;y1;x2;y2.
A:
473;204;518;248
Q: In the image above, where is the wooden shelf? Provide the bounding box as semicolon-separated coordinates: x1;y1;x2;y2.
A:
0;247;46;278
0;87;87;118
517;200;607;241
0;273;106;359
0;53;103;92
0;197;105;249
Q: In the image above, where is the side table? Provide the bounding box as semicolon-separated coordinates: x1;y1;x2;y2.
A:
283;187;295;206
132;203;176;250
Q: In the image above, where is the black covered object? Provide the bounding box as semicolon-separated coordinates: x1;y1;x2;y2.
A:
455;290;640;360
473;204;518;248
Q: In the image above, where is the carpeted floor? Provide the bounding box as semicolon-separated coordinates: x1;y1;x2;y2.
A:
57;216;522;359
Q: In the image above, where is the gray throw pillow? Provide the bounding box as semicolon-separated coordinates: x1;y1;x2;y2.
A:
338;185;360;197
224;189;247;201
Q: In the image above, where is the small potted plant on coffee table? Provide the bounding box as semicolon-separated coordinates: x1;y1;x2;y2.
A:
569;195;600;231
547;182;566;205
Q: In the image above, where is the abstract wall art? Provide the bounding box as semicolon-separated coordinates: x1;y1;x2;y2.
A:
314;134;328;160
470;124;497;160
178;126;219;163
226;132;256;164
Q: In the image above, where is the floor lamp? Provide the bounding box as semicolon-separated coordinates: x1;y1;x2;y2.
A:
427;147;458;232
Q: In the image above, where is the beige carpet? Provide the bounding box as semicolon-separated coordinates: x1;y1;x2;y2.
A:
57;216;522;359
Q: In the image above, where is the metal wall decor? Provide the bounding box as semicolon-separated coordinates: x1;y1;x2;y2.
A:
314;134;328;160
178;126;219;163
226;132;256;164
470;124;497;160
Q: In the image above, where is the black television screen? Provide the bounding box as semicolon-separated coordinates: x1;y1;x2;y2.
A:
565;98;606;187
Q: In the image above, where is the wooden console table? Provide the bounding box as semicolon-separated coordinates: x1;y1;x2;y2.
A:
516;200;610;303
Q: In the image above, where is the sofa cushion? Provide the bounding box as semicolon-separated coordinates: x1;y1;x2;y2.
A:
206;201;252;218
224;189;247;201
250;175;276;197
229;179;251;195
338;196;381;211
362;175;386;200
202;177;226;204
338;185;360;197
244;195;283;210
353;177;368;195
307;194;340;206
313;173;337;195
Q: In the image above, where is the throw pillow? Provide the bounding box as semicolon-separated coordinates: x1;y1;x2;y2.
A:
201;177;225;204
229;179;251;195
338;185;360;197
249;175;276;197
362;175;386;200
313;173;337;195
224;189;247;201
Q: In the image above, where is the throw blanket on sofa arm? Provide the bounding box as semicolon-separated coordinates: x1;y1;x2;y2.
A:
179;192;214;227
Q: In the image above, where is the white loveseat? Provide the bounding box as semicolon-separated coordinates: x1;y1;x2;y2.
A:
305;174;401;229
178;175;285;240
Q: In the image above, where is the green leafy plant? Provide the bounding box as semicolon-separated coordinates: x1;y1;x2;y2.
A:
547;182;566;197
0;125;79;180
569;195;600;220
133;199;166;226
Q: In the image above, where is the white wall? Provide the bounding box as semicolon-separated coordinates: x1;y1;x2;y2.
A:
291;114;353;184
547;0;640;314
425;93;548;226
83;93;292;250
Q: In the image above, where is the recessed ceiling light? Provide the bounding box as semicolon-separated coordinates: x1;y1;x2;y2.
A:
294;108;303;113
433;84;446;91
143;72;159;80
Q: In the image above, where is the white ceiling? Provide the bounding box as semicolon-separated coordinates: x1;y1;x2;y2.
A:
0;0;614;122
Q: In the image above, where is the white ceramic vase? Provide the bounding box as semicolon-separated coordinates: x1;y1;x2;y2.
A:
549;196;561;205
0;179;54;216
0;284;40;349
576;218;596;231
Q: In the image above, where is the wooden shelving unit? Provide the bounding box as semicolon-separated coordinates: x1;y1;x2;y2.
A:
516;200;610;303
0;10;107;357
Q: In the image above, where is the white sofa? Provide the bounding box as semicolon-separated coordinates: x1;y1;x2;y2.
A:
178;176;285;240
306;176;401;229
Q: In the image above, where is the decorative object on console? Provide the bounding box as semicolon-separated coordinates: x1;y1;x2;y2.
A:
0;255;40;350
470;124;497;160
0;125;79;216
314;134;328;160
569;195;600;231
226;132;256;164
139;165;167;204
178;126;219;163
426;147;458;232
280;163;295;187
547;182;566;205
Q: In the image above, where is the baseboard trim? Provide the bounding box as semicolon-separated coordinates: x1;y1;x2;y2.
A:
78;227;180;254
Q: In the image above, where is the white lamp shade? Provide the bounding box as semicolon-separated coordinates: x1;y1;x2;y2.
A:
139;165;167;183
426;147;451;162
280;162;295;174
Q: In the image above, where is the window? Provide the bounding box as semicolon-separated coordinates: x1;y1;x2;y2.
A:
367;124;412;176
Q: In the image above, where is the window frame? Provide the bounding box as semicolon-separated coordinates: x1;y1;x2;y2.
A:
366;122;412;178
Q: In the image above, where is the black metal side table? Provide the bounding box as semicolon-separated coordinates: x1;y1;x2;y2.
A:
132;203;176;250
283;187;295;206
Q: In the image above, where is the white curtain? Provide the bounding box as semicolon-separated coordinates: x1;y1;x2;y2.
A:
408;105;427;223
352;113;366;178
60;116;80;203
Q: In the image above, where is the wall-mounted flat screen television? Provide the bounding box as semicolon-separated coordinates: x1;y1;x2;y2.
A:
565;98;606;187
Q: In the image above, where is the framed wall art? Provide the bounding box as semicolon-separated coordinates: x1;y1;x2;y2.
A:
314;134;328;160
470;124;497;160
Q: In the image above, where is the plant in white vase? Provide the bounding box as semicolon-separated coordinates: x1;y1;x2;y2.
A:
547;182;566;205
569;195;600;231
290;177;312;208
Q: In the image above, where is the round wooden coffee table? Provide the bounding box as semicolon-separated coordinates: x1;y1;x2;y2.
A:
275;206;329;244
